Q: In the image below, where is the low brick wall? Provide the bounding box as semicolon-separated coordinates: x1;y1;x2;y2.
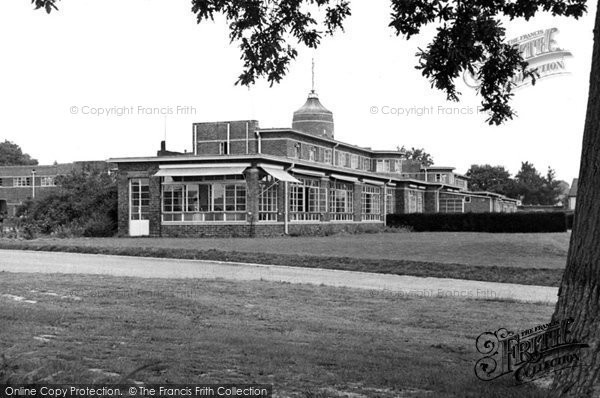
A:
160;221;385;238
288;222;384;236
161;223;283;238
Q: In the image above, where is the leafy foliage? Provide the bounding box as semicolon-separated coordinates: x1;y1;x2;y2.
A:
466;164;516;196
31;0;59;14
514;161;563;205
398;145;434;167
0;141;38;166
467;162;564;204
16;164;117;238
388;0;586;124
190;0;350;86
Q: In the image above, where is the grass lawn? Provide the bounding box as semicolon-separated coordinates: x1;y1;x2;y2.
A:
1;232;570;268
0;273;555;397
0;232;569;287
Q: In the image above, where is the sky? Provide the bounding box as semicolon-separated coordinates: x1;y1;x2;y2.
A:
0;1;596;184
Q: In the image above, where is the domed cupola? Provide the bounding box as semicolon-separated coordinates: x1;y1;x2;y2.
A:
292;90;334;139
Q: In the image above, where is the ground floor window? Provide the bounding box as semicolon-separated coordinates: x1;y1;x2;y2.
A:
494;200;501;212
439;197;463;213
362;185;381;221
290;178;324;221
329;181;353;221
259;180;278;221
408;190;424;213
13;177;31;187
162;181;247;222
385;187;396;214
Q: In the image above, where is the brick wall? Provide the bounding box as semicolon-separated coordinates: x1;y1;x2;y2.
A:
464;196;491;213
194;120;260;155
161;221;385;238
162;223;282;238
116;162;160;237
261;138;294;157
0;161;108;218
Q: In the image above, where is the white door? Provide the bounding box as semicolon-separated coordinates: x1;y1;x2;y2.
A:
129;178;150;236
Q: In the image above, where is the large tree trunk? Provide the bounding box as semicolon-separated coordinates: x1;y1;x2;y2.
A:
552;1;600;396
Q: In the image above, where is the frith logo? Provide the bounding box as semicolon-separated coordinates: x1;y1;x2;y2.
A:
474;318;589;384
463;27;572;89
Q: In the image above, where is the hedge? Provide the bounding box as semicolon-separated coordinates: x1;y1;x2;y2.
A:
566;212;574;230
386;212;569;233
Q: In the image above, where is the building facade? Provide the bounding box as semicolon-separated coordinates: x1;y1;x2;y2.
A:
110;91;519;238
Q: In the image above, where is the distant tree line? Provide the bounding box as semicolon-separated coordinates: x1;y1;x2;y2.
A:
466;162;565;205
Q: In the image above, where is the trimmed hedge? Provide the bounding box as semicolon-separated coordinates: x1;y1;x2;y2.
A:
387;212;568;233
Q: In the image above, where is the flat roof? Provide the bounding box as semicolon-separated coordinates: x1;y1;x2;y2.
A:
107;153;458;188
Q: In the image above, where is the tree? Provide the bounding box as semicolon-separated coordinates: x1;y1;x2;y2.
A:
514;161;546;205
398;146;434;167
0;140;38;166
466;164;515;197
33;0;600;394
512;162;564;205
17;163;117;237
541;167;565;206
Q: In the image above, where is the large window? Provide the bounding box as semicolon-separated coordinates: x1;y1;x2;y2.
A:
259;180;278;221
290;178;324;221
439;197;463;213
351;154;359;169
41;176;55;186
408;190;424;213
385;187;396;214
435;174;448;183
162;180;246;222
329;181;353;221
309;146;316;161
376;160;391;173
362;185;381;221
13;177;31;187
494;200;501;212
362;158;371;171
324;149;332;164
130;178;150;220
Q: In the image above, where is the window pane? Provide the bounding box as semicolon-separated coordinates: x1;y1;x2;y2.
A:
212;184;224;211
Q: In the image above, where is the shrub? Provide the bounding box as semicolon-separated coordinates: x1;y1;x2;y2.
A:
15;164;117;238
386;212;568;233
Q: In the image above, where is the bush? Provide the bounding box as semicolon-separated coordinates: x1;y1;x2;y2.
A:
15;164;117;238
386;212;568;233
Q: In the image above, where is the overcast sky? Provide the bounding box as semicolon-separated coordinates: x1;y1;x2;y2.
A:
0;1;596;183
